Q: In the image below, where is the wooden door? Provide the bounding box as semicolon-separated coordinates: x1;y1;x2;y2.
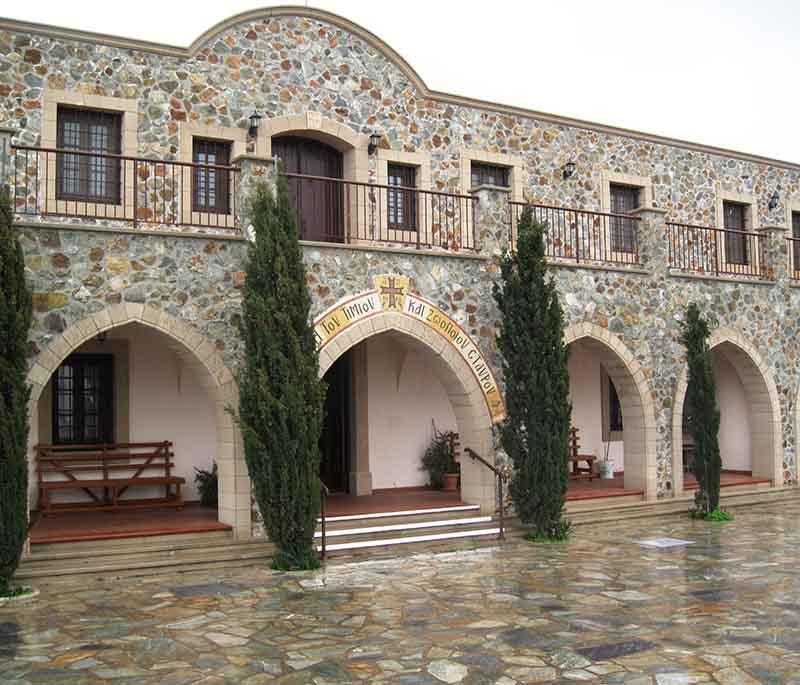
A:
272;136;344;242
320;350;351;493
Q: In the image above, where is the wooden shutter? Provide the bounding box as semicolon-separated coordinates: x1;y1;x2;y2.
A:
192;138;232;214
723;201;748;264
609;184;639;252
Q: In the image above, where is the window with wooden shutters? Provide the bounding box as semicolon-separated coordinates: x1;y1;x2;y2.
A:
192;138;232;214
470;163;510;189
387;164;417;230
609;183;639;253
723;201;748;264
793;212;800;270
56;106;122;203
52;355;114;445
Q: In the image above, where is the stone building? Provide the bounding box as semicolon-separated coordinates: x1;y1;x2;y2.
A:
1;6;797;556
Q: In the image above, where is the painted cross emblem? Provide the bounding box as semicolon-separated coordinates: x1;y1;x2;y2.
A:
374;274;410;312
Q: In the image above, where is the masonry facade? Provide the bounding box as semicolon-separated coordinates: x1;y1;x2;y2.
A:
1;7;798;539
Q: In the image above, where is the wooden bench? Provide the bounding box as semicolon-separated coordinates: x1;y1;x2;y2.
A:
36;442;185;515
567;427;596;481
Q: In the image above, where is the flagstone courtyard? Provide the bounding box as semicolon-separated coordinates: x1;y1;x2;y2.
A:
3;502;800;684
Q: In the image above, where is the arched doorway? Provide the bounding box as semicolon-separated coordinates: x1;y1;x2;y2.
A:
671;329;781;495
563;324;658;500
273;135;345;242
26;305;251;540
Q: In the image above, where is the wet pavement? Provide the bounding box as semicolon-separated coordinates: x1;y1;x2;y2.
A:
3;500;800;683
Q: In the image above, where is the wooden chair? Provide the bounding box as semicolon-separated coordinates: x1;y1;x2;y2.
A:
567;427;597;481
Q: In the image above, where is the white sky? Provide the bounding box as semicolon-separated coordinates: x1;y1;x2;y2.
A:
4;0;797;162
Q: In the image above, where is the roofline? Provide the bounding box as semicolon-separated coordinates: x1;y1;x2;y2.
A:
1;5;798;172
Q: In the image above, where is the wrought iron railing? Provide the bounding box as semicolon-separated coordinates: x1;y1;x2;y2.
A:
10;145;239;230
282;172;477;251
464;447;506;540
509;201;641;265
667;222;767;278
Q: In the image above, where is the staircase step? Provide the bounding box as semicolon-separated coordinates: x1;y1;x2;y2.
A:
30;529;234;556
316;515;492;539
320;504;480;524
318;526;502;553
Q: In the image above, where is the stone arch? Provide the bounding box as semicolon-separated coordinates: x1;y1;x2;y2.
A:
26;303;252;539
262;112;369;184
671;327;782;494
563;323;658;500
319;310;497;513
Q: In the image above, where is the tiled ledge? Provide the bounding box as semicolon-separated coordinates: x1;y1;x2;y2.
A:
299;239;490;262
667;269;775;287
14;218;246;242
547;259;650;276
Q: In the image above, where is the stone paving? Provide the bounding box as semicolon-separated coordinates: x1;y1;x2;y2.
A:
4;502;800;684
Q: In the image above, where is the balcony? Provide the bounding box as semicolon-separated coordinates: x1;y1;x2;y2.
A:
666;222;768;279
10;145;240;231
509;201;641;266
282;172;477;251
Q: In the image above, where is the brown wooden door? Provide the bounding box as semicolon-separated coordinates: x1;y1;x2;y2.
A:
320;350;351;493
273;136;344;242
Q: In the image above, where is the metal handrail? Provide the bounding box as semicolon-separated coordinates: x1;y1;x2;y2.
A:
282;171;475;200
464;447;506;540
509;199;644;222
319;478;330;560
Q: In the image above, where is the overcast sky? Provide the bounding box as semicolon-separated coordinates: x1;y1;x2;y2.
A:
4;1;797;162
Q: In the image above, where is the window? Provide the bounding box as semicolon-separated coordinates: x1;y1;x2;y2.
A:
192;138;232;213
609;183;639;253
723;201;748;264
56;106;122;203
601;369;623;441
792;212;800;270
470;162;509;189
608;379;623;433
387;163;417;230
52;355;114;445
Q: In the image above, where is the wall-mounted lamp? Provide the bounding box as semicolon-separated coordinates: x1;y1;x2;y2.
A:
248;111;263;139
768;191;780;211
368;132;382;155
562;161;576;180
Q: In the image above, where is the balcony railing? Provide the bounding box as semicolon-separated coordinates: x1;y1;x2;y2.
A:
282;172;477;251
667;222;767;279
10;145;239;230
509;201;641;265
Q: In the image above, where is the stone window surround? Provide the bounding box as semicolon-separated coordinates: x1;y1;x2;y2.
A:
600;171;654;213
460;148;524;202
376;148;432;243
715;187;760;273
42;89;138;219
179;122;254;230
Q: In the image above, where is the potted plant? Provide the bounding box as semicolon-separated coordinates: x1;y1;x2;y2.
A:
599;442;615;480
421;425;459;491
194;462;218;507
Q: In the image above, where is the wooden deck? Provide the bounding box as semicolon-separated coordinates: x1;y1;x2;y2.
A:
683;470;771;490
566;474;643;501
30;502;231;545
326;488;464;517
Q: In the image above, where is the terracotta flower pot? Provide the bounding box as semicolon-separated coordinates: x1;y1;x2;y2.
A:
442;472;460;491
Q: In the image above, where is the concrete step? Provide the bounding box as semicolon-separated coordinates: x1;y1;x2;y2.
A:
318;526;502;555
319;504;482;531
29;530;235;558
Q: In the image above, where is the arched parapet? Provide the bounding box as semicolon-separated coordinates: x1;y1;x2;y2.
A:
671;326;783;494
563;322;659;500
26;304;251;539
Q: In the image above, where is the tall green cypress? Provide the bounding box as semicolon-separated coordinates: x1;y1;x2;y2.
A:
680;303;721;514
0;189;33;595
237;179;325;570
493;208;572;539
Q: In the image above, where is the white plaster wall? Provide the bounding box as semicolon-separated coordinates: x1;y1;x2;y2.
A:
366;335;457;489
35;324;216;505
714;352;752;471
567;344;624;471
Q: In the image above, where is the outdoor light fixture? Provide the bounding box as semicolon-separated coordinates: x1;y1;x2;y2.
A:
562;161;577;179
248;111;263;139
768;191;780;211
368;132;382;155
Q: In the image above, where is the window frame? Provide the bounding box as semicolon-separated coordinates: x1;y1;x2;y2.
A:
722;200;749;266
470;162;510;189
387;163;418;231
191;137;233;215
51;354;115;446
600;367;623;442
608;183;640;254
792;210;800;273
55;105;123;205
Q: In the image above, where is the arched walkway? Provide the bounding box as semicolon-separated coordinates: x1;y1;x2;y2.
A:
563;323;658;500
319;311;497;513
671;327;782;494
26;304;251;538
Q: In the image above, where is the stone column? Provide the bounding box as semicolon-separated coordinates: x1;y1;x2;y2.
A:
472;185;512;258
630;206;669;278
233;155;277;235
348;344;373;495
758;223;790;283
0;126;13;195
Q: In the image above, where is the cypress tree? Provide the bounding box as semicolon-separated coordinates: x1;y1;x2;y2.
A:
0;189;33;595
680;303;722;514
237;178;325;570
493;208;572;539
